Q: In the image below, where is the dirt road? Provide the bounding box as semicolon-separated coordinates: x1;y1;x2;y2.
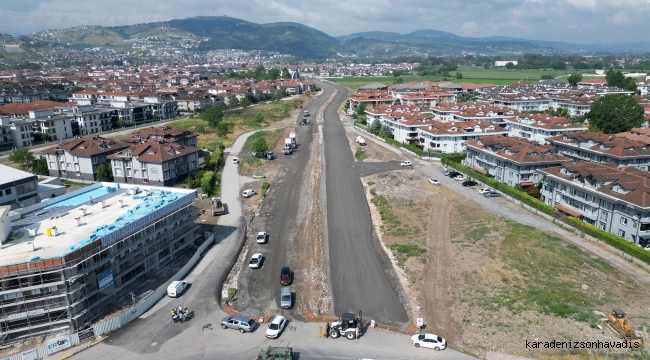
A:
425;188;460;344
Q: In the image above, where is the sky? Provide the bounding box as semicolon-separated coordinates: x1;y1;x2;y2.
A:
1;0;650;44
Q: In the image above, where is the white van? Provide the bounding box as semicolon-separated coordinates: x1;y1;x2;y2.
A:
167;280;189;298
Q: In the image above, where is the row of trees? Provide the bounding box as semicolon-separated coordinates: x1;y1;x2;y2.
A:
369;119;393;138
226;65;292;81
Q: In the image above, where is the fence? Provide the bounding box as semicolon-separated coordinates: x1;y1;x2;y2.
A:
2;233;215;360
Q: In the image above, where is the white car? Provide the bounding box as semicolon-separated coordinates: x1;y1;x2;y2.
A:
242;189;257;198
249;253;263;269
411;333;446;351
478;187;494;195
429;178;440;186
232;157;240;164
400;160;412;167
454;175;467;181
256;232;267;244
265;315;287;339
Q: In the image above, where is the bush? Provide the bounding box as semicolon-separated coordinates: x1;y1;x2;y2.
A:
200;171;216;195
261;181;270;197
354;148;367;161
354;122;370;132
566;217;650;265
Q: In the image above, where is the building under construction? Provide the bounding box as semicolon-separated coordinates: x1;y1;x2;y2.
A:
0;182;198;344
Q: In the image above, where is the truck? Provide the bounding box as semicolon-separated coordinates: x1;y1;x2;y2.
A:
355;136;366;146
283;138;293;155
289;132;297;149
257;346;293;360
211;197;225;216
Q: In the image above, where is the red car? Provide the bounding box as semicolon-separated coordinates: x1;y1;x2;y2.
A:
280;267;292;286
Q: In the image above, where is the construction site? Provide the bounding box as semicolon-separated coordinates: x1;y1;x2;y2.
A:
0;182;198;345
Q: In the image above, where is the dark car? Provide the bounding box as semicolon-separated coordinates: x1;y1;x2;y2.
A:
484;191;501;198
462;180;478;187
280;267;292;286
351;113;357;119
447;171;461;178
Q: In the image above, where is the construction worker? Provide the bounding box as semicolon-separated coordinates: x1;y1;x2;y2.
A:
171;308;176;323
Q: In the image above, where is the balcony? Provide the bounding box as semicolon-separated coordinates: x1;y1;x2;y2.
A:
476;157;498;167
560;151;591;162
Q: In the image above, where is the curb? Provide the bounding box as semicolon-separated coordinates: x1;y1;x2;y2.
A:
56;337;105;360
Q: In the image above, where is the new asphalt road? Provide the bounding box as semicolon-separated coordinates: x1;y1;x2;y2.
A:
321;81;410;325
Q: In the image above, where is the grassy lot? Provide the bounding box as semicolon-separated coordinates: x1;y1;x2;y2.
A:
167;101;292;151
238;158;262;176
354;148;367;161
241;129;284;152
327;67;589;89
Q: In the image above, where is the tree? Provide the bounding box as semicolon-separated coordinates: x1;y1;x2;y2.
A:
203;155;213;169
251;138;269;156
255;112;264;123
392;77;403;85
588;94;644;134
505;62;515;69
267;68;280;80
540;74;554;80
370;119;381;135
32;158;48;175
229;97;240;107
117;118;125;127
567;73;583;86
356;103;367;116
281;68;291;79
379;125;393;138
393;98;401;105
70;86;84;93
606;70;637;92
239;98;251;108
9;148;34;170
41;133;50;142
455;72;463;79
187;174;194;188
216;122;231;137
203;106;223;128
200;171;215;195
96;164;109;181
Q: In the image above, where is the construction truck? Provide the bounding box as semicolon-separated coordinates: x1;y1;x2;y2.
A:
606;309;644;348
327;311;363;340
356;136;366;146
257;346;293;360
211;197;225;216
289;132;297;149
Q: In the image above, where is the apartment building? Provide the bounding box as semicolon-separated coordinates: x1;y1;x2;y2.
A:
0;166;40;209
9;119;34;148
58;105;113;135
490;94;552;112
0;183;198;343
348;90;396;110
504;113;585;145
0;118;15;151
42;136;130;181
28;110;74;141
124;126;198;148
420;122;510;154
548;131;650;171
372;109;436;144
108;140;200;186
465;136;568;186
538;161;650;247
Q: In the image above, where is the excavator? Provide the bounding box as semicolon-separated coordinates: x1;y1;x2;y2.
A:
606;309;644;348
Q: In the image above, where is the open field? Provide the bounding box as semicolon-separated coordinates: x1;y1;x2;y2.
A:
364;169;650;358
327;67;590;89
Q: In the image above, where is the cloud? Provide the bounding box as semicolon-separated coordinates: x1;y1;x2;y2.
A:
460;22;478;35
0;0;649;44
608;12;629;24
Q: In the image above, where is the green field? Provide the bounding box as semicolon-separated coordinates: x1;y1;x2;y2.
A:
327;66;590;90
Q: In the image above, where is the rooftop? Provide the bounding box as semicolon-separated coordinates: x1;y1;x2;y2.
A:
0;166;36;185
1;183;195;267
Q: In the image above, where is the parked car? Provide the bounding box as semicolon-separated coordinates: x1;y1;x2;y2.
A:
221;315;256;333
429;178;441;186
410;333;446;351
265;315;287;339
166;280;188;298
484;191;501;198
252;173;266;179
232;157;240;164
242;189;257;198
454;175;467;181
249;253;264;268
256;232;267;244
280;286;292;309
351;113;357;119
462;180;478;187
280;266;292;285
400;160;412;167
478;188;493;195
265;152;274;160
446;171;460;178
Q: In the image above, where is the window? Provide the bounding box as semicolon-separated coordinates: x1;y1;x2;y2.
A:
618;229;625;238
5;189;11;195
622;204;628;212
115;168;122;176
620;217;628;226
126;169;132;177
600;212;608;222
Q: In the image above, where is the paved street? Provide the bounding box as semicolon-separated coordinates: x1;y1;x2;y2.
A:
232;89;331;319
321;81;410;326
